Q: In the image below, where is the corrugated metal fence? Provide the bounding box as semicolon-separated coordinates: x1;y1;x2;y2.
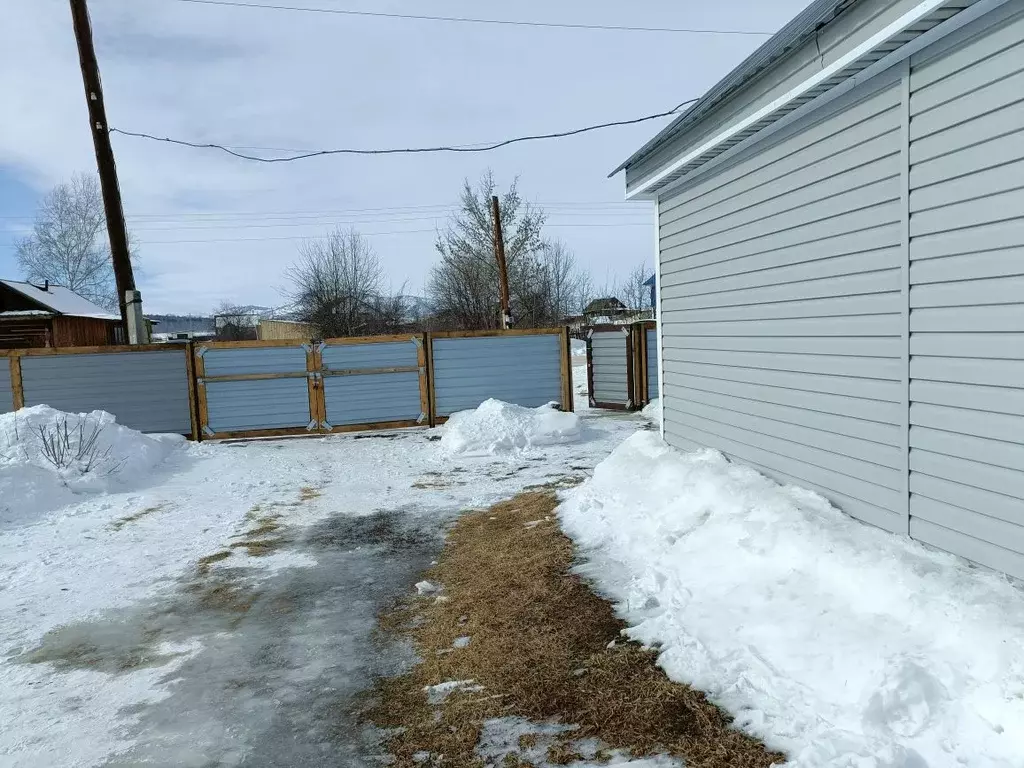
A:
2;346;197;436
585;322;659;411
429;329;571;421
1;329;572;440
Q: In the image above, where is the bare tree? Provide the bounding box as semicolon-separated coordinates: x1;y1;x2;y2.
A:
428;171;546;330
213;301;257;341
15;173;137;311
427;173;594;329
619;262;653;311
286;228;405;338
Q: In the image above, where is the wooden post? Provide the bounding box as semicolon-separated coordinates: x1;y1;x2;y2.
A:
559;327;573;412
184;341;201;441
491;195;511;329
8;355;25;410
68;0;136;331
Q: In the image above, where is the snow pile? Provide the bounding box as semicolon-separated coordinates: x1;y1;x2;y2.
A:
0;406;184;525
640;398;661;425
559;431;1024;767
440;399;582;456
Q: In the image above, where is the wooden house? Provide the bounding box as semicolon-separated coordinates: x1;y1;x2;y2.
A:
0;280;124;348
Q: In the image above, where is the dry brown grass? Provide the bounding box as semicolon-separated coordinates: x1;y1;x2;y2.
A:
196;550;233;575
299;486;322;501
365;491;784;768
110;504;166;531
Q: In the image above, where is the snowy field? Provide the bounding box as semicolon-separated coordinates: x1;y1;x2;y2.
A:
560;432;1024;768
0;391;642;767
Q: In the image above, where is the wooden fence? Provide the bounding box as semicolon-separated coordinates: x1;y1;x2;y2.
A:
1;328;573;441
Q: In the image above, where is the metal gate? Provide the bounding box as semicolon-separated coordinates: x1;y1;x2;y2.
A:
586;326;634;410
194;335;430;439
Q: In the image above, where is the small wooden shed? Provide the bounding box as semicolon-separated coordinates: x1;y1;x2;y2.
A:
0;280;124;348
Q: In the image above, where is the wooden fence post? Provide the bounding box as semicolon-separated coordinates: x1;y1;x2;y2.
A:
9;354;25;410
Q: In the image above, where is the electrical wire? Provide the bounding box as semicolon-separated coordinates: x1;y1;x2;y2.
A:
168;0;774;36
109;98;699;163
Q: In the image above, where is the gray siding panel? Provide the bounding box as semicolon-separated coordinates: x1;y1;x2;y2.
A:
0;359;12;415
589;330;630;406
19;351;191;434
658;78;905;534
906;5;1024;577
320;339;424;427
323;372;422;426
202;345;307;377
321;339;418;370
432;334;562;417
205;378;311;433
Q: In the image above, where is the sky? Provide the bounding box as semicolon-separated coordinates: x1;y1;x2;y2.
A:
0;0;810;315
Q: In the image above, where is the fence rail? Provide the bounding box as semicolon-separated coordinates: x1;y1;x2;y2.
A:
1;328;572;440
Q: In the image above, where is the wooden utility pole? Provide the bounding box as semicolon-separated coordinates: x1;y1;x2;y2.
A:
69;0;136;332
491;195;512;329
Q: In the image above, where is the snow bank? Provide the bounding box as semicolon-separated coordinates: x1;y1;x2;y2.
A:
559;432;1024;767
640;398;661;425
0;406;184;526
440;399;581;456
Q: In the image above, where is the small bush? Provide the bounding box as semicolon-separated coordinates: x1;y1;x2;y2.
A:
35;414;123;476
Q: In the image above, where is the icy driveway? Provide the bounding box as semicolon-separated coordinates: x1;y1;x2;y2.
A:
0;407;643;767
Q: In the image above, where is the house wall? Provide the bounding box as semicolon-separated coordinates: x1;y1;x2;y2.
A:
0;320;50;348
50;316;120;347
654;3;1024;576
257;319;314;341
904;4;1024;575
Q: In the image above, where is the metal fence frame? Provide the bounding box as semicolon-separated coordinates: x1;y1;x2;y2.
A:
2;327;574;440
585;325;635;411
318;334;431;435
1;343;199;439
426;328;573;425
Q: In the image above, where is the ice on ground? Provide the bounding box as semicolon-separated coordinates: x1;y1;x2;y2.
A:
416;580;442;595
440;399;582;456
559;431;1024;767
476;717;681;768
453;635;471;648
0;406;184;528
640;398;661;425
424;679;483;705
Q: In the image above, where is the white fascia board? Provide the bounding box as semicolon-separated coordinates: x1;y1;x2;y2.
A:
626;0;950;200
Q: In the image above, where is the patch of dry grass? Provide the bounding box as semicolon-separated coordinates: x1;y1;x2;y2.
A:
110;504;166;531
196;550;233;575
365;491;784;768
299;486;322;501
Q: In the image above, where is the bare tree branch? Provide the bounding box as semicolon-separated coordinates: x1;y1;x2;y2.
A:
15;173;138;312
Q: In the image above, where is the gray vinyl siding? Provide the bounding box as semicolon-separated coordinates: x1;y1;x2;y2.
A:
658;76;906;533
905;7;1024;578
589;330;630;407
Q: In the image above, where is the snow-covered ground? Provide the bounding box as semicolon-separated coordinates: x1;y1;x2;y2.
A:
560;432;1024;768
0;380;642;767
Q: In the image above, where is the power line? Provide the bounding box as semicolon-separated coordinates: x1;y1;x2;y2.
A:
109;98;699;163
167;0;774;36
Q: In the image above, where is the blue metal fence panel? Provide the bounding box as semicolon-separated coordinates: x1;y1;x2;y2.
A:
321;339;418;371
324;372;422;426
0;358;12;415
18;350;191;433
432;334;562;417
202;345;307;377
647;328;659;403
590;330;631;407
204;378;311;433
321;339;424;427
